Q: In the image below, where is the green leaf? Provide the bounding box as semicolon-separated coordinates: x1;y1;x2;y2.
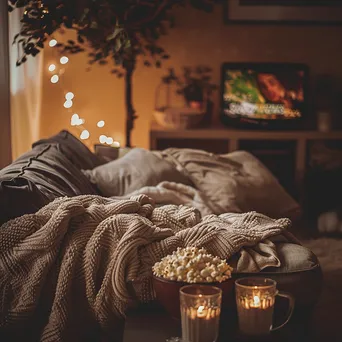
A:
77;35;85;44
79;8;90;24
114;39;122;52
31;48;40;56
12;33;20;44
114;55;123;65
124;39;131;49
90;21;98;29
106;27;125;42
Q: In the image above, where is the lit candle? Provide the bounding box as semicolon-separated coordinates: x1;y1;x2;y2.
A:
182;305;221;342
235;279;277;336
180;285;222;342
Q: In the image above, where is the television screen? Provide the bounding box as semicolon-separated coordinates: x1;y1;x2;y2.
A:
221;63;308;126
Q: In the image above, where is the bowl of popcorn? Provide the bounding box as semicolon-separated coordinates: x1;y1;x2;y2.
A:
152;247;234;319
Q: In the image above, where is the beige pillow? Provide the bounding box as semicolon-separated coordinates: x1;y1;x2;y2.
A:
160;148;300;220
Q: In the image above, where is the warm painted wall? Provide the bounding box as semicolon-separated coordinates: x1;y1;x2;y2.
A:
40;6;342;149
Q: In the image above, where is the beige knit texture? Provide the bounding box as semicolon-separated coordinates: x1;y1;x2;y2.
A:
0;195;291;341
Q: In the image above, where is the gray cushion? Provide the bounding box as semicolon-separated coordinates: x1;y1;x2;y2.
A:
266;242;319;273
83;148;192;197
0;142;99;225
33;130;106;170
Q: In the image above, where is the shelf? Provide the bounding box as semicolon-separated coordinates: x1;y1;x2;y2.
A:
150;122;342;141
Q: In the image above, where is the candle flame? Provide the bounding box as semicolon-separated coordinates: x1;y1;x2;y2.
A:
253;295;261;306
197;306;205;314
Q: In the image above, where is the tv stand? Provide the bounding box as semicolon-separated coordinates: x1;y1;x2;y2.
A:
150;122;342;200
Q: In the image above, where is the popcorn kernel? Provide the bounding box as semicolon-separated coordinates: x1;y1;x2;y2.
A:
152;247;233;283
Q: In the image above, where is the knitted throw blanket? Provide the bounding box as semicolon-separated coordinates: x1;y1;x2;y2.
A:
0;195;291;341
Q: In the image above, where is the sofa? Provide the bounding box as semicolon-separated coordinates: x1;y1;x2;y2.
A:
0;130;323;340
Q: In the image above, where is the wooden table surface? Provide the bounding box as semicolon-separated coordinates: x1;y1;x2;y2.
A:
123;303;314;342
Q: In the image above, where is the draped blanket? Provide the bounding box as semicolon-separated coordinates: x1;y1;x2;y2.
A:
0;195;291;341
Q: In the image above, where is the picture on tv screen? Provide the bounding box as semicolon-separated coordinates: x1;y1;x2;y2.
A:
222;64;307;121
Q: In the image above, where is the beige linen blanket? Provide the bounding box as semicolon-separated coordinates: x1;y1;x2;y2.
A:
156;148;300;220
0;195;291;341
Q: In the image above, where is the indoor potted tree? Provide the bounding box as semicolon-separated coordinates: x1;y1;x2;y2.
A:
8;0;219;147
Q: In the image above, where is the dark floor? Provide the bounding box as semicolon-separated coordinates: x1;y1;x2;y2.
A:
301;238;342;342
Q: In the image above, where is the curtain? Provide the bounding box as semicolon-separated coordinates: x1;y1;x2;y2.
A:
0;1;12;167
8;9;43;159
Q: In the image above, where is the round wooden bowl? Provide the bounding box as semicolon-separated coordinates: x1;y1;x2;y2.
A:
152;275;235;320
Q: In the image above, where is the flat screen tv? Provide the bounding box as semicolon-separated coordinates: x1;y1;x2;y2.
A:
221;63;309;129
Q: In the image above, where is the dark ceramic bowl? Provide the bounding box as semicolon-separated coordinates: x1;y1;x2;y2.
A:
152;275;235;320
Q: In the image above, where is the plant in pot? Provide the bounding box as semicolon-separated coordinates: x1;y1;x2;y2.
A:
155;66;217;128
8;0;220;147
162;66;217;109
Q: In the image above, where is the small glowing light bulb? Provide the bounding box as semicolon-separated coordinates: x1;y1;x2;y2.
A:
65;92;74;100
48;64;56;72
50;75;59;84
60;56;69;64
49;39;57;47
71;113;79;126
64;100;73;109
106;137;114;145
113;141;120;148
97;120;105;128
99;135;107;144
80;130;90;140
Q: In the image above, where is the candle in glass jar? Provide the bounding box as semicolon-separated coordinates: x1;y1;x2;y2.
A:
236;281;276;336
180;286;222;342
181;303;221;342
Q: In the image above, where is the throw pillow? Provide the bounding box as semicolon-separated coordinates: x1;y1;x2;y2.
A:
0;143;99;225
160;148;300;220
33;130;106;170
82;148;192;197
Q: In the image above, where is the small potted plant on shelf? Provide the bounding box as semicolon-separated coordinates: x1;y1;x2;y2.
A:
154;66;217;129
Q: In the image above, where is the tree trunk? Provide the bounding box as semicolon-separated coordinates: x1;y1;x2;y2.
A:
123;58;136;148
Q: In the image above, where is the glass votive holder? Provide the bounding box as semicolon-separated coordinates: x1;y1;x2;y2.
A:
180;285;222;342
235;278;295;337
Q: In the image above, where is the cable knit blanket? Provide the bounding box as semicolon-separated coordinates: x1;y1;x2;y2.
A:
0;194;291;342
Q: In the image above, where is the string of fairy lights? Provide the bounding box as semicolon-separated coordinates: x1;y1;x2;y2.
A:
47;38;120;148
